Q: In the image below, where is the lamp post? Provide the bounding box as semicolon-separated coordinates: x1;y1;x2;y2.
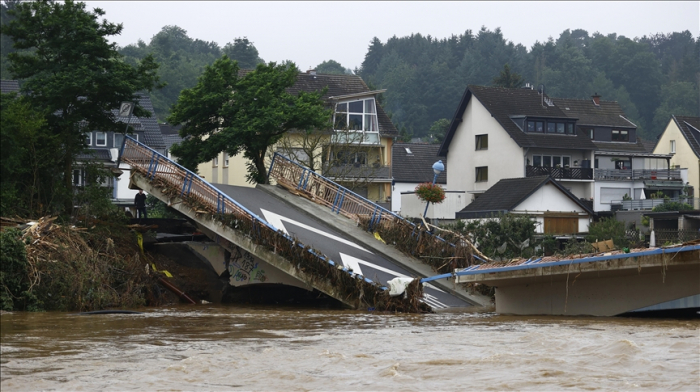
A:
423;160;445;220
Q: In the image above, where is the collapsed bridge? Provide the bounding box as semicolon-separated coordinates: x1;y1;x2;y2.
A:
119;137;491;312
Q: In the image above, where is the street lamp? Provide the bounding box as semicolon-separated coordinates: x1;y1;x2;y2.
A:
423;160;445;220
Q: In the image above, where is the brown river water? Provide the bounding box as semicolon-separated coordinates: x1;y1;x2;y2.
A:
1;306;698;391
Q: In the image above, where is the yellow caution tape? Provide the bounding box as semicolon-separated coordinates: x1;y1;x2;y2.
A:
136;232;144;254
374;232;386;244
151;262;173;278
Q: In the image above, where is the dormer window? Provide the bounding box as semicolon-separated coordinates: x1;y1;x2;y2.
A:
612;129;629;142
525;118;575;135
334;98;378;132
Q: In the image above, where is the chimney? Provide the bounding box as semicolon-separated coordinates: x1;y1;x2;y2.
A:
591;93;601;106
307;69;316;75
522;83;533;90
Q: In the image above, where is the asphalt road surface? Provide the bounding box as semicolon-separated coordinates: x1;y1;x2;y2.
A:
214;184;470;309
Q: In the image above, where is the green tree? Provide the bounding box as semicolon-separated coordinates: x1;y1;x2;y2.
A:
222;37;264;69
651;81;699;132
428;118;450;144
2;0;161;214
315;59;350;75
169;57;332;184
492;63;524;88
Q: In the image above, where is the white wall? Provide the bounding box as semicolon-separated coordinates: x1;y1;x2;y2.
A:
446;96;523;202
400;191;467;219
391;182;416;212
594;180;645;211
513;183;591;234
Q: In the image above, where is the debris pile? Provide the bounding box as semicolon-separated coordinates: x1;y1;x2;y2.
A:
1;216;153;312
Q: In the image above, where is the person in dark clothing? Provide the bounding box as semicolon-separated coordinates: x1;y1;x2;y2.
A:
134;189;148;219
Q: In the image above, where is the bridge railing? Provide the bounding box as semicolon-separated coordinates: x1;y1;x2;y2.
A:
268;152;452;241
119;137;381;287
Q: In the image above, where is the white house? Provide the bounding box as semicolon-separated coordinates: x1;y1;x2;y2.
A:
438;85;685;212
456;176;595;235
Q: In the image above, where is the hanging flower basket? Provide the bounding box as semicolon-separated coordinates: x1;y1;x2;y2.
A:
415;182;445;204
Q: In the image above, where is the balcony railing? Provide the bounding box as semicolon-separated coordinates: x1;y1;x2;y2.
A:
595;169;682;181
322;163;392;181
612;197;700;211
526;165;593;180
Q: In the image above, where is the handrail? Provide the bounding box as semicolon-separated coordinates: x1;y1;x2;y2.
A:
119;137;382;288
268;152;453;245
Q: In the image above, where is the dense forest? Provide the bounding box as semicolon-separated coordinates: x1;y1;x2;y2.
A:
357;28;699;141
2;0;698;141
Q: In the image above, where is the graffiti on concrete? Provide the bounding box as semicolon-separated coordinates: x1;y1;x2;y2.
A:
225;247;267;283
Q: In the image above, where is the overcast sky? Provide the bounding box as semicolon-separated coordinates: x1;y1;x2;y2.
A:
87;1;699;71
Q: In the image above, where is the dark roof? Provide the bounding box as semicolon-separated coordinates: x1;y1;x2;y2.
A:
159;123;182;135
120;93;164;150
456;176;594;219
77;149;112;162
240;70;398;138
593;139;651;154
0;80;20;93
555;98;636;128
392;143;446;183
639;137;658;153
439;85;598;156
672;115;700;158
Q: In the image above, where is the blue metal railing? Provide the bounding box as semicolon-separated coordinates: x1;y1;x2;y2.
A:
119;137;383;288
268;152;453;245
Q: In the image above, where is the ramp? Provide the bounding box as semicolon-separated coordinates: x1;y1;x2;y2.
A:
119;137;458;311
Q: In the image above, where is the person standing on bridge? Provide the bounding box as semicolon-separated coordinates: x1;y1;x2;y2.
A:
134;189;148;219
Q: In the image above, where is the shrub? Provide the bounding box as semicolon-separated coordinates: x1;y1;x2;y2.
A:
587;217;629;248
651;201;693;212
414;182;445;204
0;229;42;311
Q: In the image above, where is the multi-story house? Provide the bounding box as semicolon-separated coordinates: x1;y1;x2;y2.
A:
653;115;699;208
1;80;165;209
198;71;398;205
438;85;685;214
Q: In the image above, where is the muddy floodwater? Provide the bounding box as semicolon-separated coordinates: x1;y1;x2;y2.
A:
1;306;698;391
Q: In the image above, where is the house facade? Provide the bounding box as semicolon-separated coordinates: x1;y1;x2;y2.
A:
653;115;699;208
438;85;686;212
197;71;398;204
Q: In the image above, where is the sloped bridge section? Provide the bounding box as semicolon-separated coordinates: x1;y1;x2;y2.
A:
267;153;487;275
119;137;428;312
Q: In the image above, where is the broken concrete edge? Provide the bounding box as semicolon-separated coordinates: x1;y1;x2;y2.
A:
131;172;430;313
257;183;493;307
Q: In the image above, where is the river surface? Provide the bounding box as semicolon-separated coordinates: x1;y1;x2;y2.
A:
1;306;698;391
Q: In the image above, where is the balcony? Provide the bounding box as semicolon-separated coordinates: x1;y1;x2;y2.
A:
594;169;682;181
526;165;593;180
322;163;392;181
611;197;700;211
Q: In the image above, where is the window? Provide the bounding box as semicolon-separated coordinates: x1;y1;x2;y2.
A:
114;133;124;148
670;140;676;154
334;98;378;132
85;132;92;146
335;150;366;165
213;156;218;167
223;152;229;167
582;128;594;139
95;131;106;146
612;129;629;141
527;119;575;134
475;166;488;182
72;169;83;186
532;155;572;167
475;134;488;150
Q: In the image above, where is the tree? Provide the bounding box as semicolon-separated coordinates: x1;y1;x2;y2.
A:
315;60;350;75
222;37;264;69
169;57;332;184
2;0;162;214
428;118;450;144
492;63;524;88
